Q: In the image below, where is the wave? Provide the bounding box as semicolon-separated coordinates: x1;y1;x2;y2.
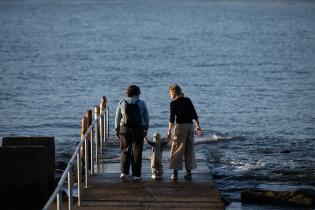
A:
195;133;246;145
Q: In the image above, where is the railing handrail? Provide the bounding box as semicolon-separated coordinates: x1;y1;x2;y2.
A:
42;105;109;210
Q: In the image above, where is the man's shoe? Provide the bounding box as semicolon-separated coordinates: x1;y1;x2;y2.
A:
134;176;141;180
120;173;126;178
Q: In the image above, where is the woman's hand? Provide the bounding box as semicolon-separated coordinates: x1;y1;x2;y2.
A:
167;130;172;140
195;126;202;136
167;122;174;140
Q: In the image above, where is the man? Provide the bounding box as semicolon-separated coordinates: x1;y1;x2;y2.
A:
115;85;149;180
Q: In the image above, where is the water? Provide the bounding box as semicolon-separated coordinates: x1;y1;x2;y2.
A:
1;0;315;209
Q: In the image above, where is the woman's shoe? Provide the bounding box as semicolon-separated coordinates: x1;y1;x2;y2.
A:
184;170;192;180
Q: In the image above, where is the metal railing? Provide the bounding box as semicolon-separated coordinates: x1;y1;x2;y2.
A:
42;104;109;210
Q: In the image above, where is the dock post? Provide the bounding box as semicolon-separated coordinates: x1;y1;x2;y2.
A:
101;96;107;143
100;96;106;153
80;117;87;175
86;110;92;171
78;116;89;188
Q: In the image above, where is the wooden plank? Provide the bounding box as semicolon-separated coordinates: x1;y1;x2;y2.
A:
82;190;221;202
75;206;224;210
77;201;224;209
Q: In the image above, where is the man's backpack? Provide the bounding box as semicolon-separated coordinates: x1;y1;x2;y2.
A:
123;99;141;127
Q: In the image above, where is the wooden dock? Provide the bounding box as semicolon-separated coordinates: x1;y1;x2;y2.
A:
74;140;224;210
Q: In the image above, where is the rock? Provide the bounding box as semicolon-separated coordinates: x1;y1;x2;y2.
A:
241;189;315;207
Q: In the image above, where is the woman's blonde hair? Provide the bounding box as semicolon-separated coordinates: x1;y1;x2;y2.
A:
169;84;184;97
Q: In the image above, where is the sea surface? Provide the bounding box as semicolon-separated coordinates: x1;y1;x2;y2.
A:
1;0;315;209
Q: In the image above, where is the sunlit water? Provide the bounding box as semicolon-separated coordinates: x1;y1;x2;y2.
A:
1;0;315;209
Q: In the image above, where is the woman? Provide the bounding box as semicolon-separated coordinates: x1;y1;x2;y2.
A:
115;85;149;180
167;84;202;180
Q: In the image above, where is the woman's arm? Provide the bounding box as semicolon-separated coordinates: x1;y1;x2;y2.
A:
189;98;202;136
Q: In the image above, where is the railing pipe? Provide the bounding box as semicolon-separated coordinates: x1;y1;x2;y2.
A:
42;106;107;210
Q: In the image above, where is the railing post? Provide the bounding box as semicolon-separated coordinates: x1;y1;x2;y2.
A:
57;191;63;210
100;114;104;153
42;96;110;210
84;135;89;188
90;126;94;175
106;107;109;141
100;96;107;144
76;153;81;206
94;106;100;170
104;109;107;142
68;165;73;210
